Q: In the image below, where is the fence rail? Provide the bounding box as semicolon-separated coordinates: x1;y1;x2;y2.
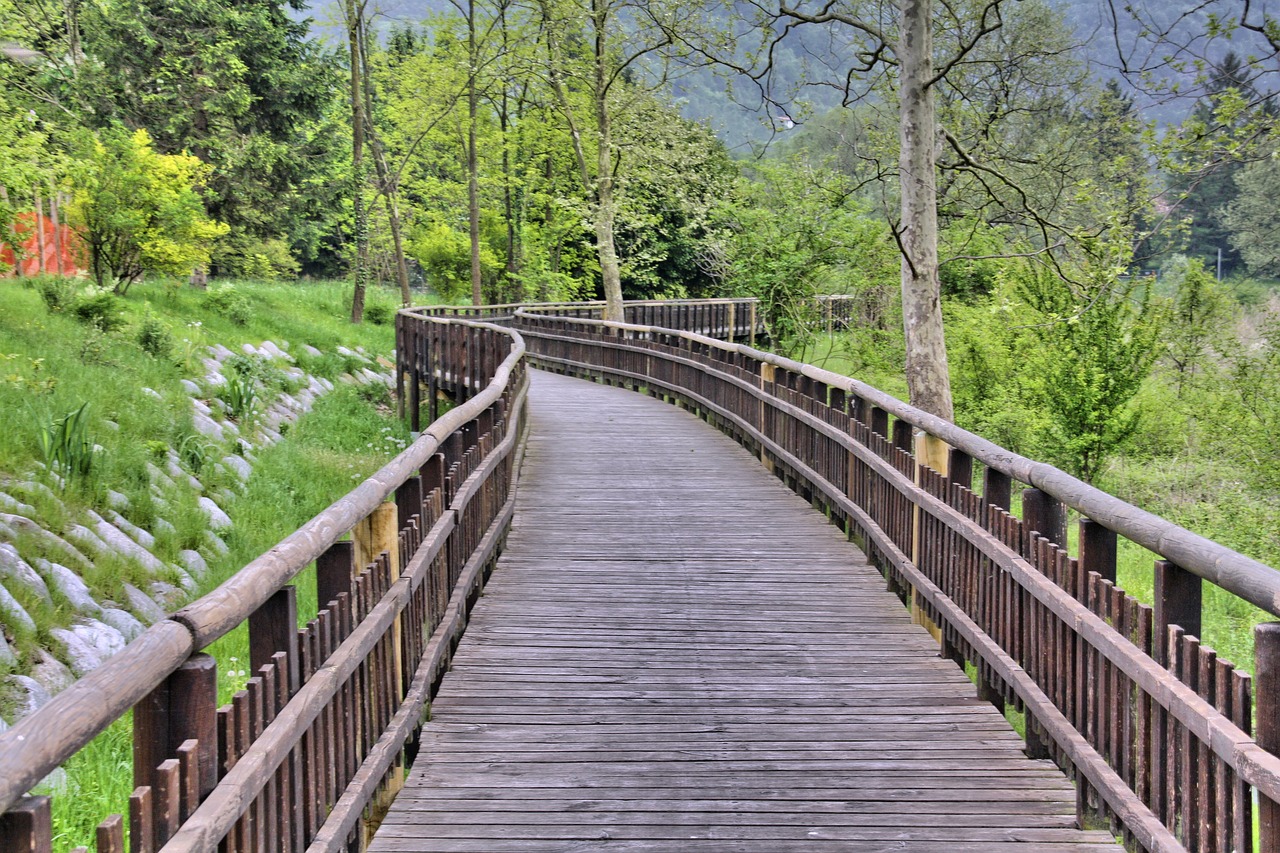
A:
509;307;1280;853
7;296;1280;853
0;315;528;853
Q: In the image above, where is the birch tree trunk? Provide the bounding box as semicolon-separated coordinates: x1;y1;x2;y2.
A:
593;0;624;322
897;0;953;422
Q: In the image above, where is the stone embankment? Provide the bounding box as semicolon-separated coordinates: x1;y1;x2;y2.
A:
0;340;393;731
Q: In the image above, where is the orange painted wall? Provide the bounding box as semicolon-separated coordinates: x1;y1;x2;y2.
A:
0;211;87;277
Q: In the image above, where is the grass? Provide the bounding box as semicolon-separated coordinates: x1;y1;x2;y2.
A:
0;275;423;847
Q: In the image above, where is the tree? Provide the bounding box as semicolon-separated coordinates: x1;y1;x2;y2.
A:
1015;244;1163;483
1223;155;1280;275
532;0;688;322
75;0;345;273
707;0;1099;425
69;128;228;293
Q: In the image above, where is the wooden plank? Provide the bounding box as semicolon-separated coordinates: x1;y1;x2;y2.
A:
368;371;1122;853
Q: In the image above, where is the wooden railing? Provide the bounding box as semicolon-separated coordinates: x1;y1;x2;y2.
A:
411;297;764;341
0;316;528;852
511;307;1280;853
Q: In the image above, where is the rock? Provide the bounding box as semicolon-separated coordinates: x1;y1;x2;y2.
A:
107;489;130;511
302;344;323;359
99;607;144;642
65;523;111;559
141;387;163;401
222;455;251;482
2;675;51;719
241;342;258;356
51;626;104;676
29;649;73;694
36;560;100;616
169;565;198;594
0;633;15;669
123;583;167;623
192;398;212;416
0;544;51;605
192;410;224;441
178;549;208;581
0;492;35;517
181;379;202;395
10;479;59;506
146;462;178;491
0;515;92;571
88;513;164;573
198;496;232;530
0;582;36;633
148;582;184;611
203;530;229;557
107;511;155;550
210;343;234;361
72;619;127;659
153;517;177;538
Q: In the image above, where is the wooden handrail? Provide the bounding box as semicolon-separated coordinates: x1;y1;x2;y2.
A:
514;309;1280;616
0;316;528;852
509;306;1280;853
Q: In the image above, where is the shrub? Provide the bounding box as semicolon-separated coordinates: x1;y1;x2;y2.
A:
70;285;125;332
364;302;394;326
136;311;174;358
37;276;77;313
204;284;251;326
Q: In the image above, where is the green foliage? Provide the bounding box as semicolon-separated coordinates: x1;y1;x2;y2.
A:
1159;256;1235;393
135;310;174;359
204;284;252;327
1015;256;1164;482
363;301;394;327
69;128;229;293
69;285;125;332
211;234;302;281
407;219;501;303
34;402;96;487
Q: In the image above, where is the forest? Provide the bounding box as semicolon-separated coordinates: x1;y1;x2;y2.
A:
3;1;1280;638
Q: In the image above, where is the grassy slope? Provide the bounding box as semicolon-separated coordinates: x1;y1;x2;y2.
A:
0;276;419;847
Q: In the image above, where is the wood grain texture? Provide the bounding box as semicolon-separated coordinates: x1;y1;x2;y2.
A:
370;371;1121;852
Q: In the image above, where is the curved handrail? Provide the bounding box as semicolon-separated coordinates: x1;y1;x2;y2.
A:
0;316;527;821
513;309;1280;616
510;305;1280;853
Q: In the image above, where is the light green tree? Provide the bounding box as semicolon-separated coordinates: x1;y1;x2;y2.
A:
69;128;228;293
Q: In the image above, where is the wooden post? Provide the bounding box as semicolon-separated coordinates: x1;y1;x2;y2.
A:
1154;559;1201;666
911;430;948;644
1257;622;1280;853
0;796;51;853
1021;488;1067;550
759;363;776;475
316;540;354;613
1078;519;1117;585
360;502;404;804
133;655;218;803
748;301;757;348
249;586;299;695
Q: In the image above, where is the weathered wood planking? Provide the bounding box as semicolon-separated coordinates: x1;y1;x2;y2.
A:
370;370;1121;852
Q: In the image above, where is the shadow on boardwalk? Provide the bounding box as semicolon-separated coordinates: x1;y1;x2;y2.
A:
370;369;1121;852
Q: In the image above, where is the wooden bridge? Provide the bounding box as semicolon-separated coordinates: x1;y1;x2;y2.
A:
2;298;1280;853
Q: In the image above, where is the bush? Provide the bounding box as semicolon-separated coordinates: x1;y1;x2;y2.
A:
70;285;125;332
364;302;394;326
204;284;251;326
37;276;77;313
136;312;174;358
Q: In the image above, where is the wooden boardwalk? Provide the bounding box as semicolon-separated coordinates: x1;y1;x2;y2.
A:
370;370;1122;852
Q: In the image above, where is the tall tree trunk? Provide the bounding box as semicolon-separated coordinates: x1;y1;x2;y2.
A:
347;0;368;323
897;0;953;422
468;0;483;306
593;0;624;322
358;22;411;305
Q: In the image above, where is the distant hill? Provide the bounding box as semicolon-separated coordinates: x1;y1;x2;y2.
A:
295;0;1256;148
